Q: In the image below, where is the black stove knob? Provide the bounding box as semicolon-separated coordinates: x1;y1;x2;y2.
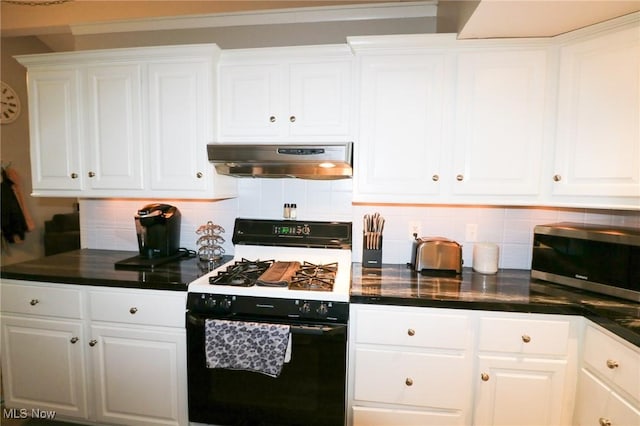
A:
316;302;328;317
300;302;311;315
220;297;233;311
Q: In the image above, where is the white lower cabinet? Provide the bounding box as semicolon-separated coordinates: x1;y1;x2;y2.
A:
348;304;474;425
473;356;568;425
0;280;187;426
90;324;185;426
1;315;89;419
574;323;640;426
348;305;579;426
473;313;578;426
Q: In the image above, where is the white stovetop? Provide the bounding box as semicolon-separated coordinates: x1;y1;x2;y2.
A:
187;245;352;303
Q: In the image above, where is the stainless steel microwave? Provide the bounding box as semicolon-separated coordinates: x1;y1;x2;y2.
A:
531;222;640;302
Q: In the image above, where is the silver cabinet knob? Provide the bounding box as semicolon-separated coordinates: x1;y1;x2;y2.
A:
553;174;562;182
70;337;79;344
606;359;619;369
88;171;95;178
89;339;98;347
407;329;415;336
481;373;490;382
432;174;439;182
599;417;612;426
30;299;39;306
522;334;531;343
129;307;138;315
70;173;78;179
269;116;276;123
456;174;464;181
196;172;203;179
405;378;413;386
289;116;296;123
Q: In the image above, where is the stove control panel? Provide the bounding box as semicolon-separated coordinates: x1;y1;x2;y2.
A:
187;293;348;323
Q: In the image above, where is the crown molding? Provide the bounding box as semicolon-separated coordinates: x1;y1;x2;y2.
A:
71;1;438;36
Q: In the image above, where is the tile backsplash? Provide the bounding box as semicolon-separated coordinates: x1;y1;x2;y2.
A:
80;178;639;270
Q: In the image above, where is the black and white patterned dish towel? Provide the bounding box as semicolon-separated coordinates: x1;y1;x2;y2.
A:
205;319;291;378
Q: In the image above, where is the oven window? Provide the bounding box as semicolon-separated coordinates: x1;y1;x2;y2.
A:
187;315;347;426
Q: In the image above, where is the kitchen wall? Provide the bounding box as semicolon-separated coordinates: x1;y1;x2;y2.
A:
0;36;77;266
80;180;640;270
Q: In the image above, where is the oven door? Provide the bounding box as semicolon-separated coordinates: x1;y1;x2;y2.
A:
186;312;347;426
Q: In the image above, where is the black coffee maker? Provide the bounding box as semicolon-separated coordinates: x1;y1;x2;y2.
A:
135;203;181;259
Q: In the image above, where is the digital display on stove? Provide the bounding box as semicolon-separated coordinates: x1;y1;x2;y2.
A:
232;218;352;249
273;225;311;236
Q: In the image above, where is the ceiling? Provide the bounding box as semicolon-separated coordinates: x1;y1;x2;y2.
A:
1;0;639;39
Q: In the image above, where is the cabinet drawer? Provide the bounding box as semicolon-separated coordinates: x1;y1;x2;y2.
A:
478;316;571;355
89;290;185;327
1;282;82;319
352;406;463;426
355;307;470;349
353;348;471;409
583;324;640;400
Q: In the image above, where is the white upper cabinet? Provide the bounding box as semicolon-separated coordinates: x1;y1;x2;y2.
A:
551;17;640;206
219;63;281;138
452;45;548;198
147;59;214;194
351;13;640;209
217;45;353;142
350;35;549;205
26;67;84;193
353;47;450;202
85;63;144;191
16;44;237;200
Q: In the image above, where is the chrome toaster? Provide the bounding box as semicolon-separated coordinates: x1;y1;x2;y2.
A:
410;237;463;275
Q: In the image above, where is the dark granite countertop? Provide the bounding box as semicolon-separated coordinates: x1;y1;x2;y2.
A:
351;263;640;347
1;249;231;292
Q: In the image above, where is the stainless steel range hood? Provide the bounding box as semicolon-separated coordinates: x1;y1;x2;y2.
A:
207;143;353;179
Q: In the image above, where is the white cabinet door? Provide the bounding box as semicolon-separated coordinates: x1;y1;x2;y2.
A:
27;68;84;193
354;53;448;202
89;324;187;426
452;48;547;197
575;369;640;426
148;60;212;193
219;63;283;138
218;51;353;141
86;63;144;191
0;315;89;419
474;355;568;426
288;60;352;138
553;24;640;199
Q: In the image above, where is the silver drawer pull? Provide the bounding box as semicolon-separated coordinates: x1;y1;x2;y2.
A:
522;334;531;343
405;378;413;386
129;307;138;315
481;373;490;382
407;328;415;336
70;337;79;344
30;299;39;306
606;359;619;369
599;417;612;426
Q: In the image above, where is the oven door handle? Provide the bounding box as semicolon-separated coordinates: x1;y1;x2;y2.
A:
290;324;346;336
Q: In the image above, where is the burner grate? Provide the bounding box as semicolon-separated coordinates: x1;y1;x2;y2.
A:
209;258;274;286
289;261;338;292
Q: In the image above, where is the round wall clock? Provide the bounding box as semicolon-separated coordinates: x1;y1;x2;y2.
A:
1;81;22;124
